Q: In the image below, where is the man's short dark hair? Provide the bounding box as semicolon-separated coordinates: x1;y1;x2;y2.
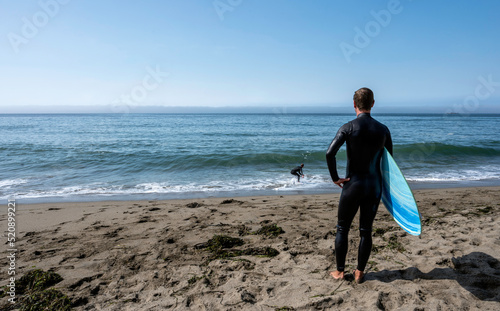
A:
353;88;374;111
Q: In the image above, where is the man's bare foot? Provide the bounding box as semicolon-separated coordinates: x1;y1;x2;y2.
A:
354;269;364;284
330;271;344;280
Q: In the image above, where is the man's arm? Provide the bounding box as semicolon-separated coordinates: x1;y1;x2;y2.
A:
326;124;349;182
385;128;393;156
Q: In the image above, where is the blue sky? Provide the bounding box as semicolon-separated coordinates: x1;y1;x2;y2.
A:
1;0;500;113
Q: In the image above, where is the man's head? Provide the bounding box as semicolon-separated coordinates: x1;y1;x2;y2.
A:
353;87;374;112
301;164;304;167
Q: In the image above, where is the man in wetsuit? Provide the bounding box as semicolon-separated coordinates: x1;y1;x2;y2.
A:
291;164;304;182
326;88;392;283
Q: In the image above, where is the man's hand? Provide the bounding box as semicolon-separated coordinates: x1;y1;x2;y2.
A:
334;178;350;188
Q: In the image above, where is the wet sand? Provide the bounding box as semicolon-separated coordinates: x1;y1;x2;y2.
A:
1;186;499;310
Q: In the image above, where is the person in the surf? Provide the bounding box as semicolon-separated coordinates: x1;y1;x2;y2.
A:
291;164;304;182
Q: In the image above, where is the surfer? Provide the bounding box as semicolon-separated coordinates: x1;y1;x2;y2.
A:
326;87;392;283
291;164;304;182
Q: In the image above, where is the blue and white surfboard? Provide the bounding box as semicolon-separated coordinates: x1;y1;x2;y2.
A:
381;148;422;236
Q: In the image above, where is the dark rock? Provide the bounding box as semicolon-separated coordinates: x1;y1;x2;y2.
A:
241;290;257;304
186;202;202;208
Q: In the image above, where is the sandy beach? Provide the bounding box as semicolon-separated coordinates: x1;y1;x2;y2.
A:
1;186;499;310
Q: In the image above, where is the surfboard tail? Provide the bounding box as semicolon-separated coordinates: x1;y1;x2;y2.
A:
381;148;422;236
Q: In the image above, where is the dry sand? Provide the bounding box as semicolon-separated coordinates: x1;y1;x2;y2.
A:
1;186;500;310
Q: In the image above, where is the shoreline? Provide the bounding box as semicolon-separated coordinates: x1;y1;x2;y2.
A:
9;180;500;205
1;186;499;310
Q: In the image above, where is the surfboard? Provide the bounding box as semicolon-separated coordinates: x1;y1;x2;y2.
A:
381;148;422;236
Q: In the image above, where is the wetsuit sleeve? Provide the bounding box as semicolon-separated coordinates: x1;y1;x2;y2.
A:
326;123;349;181
385;128;393;156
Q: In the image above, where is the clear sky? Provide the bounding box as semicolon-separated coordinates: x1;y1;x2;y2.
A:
1;0;500;113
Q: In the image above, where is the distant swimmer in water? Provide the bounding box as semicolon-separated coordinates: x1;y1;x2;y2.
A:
291;164;304;182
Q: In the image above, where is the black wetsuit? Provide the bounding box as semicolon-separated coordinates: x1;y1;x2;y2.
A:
291;166;304;182
326;113;392;272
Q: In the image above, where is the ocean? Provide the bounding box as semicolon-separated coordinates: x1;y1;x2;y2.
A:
1;113;499;203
